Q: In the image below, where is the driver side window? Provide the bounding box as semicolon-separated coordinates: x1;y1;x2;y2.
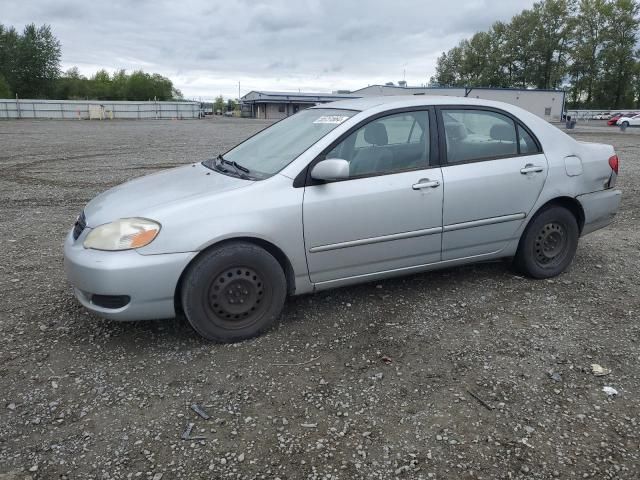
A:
326;111;430;178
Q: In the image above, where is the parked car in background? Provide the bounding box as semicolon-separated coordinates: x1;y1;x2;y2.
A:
64;96;622;342
592;112;610;120
608;113;636;126
616;114;640;128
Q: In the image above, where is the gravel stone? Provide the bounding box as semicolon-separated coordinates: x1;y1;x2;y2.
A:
0;119;638;479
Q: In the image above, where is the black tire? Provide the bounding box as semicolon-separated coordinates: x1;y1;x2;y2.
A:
514;206;579;279
622;121;629;128
181;242;287;342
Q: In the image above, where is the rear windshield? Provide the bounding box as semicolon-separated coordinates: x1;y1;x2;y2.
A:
223;108;357;177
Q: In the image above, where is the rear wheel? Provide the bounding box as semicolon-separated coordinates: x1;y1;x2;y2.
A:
622;121;629;128
181;242;287;342
514;206;579;279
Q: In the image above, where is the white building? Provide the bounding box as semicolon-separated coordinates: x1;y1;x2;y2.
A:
352;85;566;121
241;85;566;121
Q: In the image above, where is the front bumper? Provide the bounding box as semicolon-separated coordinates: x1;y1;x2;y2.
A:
577;189;622;236
63;229;197;321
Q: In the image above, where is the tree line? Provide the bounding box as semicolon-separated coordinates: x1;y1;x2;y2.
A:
0;23;182;101
213;95;239;113
431;0;640;109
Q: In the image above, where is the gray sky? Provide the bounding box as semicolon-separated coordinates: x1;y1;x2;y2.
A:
4;0;536;100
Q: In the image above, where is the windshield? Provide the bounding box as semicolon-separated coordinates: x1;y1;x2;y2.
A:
222;108;357;177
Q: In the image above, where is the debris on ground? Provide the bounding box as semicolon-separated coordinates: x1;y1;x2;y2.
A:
591;364;612;376
190;403;210;419
466;389;495;411
181;422;206;441
549;371;562;382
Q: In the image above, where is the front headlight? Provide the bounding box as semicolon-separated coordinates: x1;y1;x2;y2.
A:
83;218;161;251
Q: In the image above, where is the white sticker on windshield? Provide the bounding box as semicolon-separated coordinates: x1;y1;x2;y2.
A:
313;115;350;124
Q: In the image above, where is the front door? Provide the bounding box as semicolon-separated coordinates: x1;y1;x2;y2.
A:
438;108;548;260
303;110;443;284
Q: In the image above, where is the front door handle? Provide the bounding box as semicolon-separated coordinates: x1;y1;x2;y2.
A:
520;164;544;174
412;178;441;190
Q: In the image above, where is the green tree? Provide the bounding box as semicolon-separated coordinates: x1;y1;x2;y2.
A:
594;0;639;108
125;70;150;100
14;24;61;98
55;67;87;99
432;0;639;108
89;69;112;99
431;45;465;86
507;10;540;87
634;58;640;107
0;74;11;97
213;95;225;112
110;69;128;100
529;0;577;89
568;0;608;107
226;98;238;112
0;25;19;93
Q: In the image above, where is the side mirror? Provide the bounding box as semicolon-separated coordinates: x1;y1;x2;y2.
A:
310;159;350;182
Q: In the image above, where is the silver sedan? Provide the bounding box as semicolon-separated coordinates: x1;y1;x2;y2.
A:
64;96;622;342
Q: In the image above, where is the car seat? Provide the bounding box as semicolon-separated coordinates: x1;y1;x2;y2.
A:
349;123;394;176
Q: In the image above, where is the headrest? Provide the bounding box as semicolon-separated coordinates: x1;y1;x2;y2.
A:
490;124;515;142
364;122;388;146
445;122;467;140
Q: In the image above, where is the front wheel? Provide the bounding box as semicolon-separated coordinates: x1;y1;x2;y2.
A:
514;206;579;279
181;242;287;342
622;121;629;128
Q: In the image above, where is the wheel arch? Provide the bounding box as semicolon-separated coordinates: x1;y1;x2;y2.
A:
174;237;296;316
527;196;585;234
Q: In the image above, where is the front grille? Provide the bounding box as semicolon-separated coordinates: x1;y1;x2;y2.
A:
72;211;86;240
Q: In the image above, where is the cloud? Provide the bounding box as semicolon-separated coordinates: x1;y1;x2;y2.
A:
2;0;537;99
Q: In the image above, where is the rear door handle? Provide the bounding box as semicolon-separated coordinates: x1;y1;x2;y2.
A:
520;164;544;174
412;178;441;190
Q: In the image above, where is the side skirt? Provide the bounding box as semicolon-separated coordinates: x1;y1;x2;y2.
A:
312;249;508;292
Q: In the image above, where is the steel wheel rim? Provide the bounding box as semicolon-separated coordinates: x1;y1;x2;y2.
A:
205;267;268;329
534;222;568;266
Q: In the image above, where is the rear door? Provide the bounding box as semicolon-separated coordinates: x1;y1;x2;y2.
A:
302;109;444;284
437;107;548;261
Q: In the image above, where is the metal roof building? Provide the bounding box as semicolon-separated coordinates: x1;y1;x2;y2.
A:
240;91;359;120
241;85;566;121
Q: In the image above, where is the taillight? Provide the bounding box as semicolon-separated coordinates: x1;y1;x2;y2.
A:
608;155;619;174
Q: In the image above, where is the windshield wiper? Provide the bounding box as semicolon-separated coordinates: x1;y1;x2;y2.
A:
213;154;230;172
231;160;250;174
217;154;252;179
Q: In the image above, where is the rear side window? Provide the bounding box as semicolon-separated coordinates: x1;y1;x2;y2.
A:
518;125;540;154
442;109;518;163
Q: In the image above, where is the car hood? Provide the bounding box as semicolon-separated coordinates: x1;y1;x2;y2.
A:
83;163;251;226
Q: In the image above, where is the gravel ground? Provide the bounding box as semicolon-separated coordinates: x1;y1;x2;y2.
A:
0;118;638;480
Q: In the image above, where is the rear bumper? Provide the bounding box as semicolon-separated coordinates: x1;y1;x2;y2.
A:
63;229;197;321
577;189;622;235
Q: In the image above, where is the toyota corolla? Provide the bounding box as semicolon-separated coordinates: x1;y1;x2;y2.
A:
64;96;622;342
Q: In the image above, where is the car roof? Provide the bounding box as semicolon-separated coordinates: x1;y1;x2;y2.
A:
313;95;523;112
